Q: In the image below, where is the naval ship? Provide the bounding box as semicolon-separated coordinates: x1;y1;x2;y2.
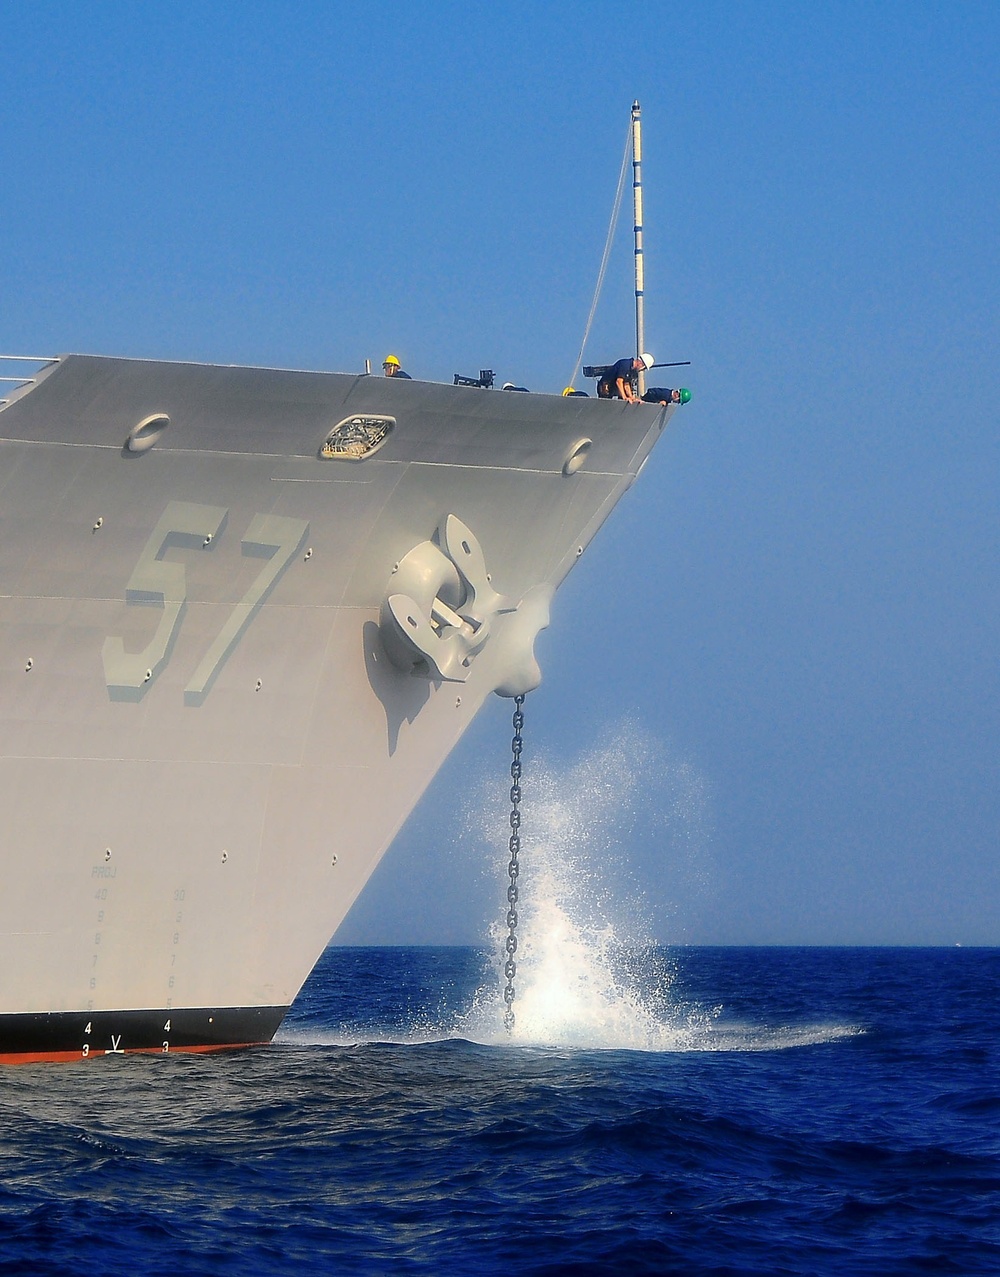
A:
0;353;675;1061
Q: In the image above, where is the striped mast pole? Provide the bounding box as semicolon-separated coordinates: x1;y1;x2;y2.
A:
631;100;646;397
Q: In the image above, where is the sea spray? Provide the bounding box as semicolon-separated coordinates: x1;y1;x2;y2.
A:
459;721;716;1049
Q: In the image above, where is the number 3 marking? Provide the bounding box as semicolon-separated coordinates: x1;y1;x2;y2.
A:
103;503;308;705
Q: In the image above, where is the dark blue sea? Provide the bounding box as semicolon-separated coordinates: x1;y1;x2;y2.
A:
1;946;998;1275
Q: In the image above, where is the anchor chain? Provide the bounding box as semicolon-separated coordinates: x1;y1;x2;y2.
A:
502;694;525;1033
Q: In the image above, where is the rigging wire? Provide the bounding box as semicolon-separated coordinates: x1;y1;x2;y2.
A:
567;121;633;390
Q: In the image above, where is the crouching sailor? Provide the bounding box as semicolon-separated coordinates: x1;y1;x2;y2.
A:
597;353;654;403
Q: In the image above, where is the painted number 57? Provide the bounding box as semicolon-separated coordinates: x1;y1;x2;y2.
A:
102;500;308;704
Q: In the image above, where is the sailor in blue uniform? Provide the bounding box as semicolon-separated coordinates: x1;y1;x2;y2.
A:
642;387;692;405
596;353;654;402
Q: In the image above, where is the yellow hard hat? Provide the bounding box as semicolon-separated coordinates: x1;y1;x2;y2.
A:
383;354;400;367
562;386;576;396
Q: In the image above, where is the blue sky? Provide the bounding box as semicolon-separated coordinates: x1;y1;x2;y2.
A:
2;2;997;945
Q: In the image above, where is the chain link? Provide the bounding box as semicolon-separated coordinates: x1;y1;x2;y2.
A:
502;694;525;1033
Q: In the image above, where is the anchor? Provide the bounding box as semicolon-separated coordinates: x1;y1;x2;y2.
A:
378;514;549;696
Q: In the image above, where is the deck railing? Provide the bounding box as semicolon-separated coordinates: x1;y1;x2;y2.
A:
0;354;59;410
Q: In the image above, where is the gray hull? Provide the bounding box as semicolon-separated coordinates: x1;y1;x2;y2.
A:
0;355;669;1061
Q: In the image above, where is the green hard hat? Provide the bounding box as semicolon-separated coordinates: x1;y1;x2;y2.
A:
679;388;692;404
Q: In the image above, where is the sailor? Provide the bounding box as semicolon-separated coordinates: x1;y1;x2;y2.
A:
501;382;529;392
641;387;692;406
596;353;654;402
562;386;589;397
382;354;412;379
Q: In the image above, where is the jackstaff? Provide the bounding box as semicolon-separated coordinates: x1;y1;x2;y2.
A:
632;100;646;396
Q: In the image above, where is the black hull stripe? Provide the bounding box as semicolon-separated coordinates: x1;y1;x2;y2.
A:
0;1006;288;1061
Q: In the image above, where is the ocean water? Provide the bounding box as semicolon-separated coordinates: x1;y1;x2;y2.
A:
0;944;998;1275
2;726;997;1273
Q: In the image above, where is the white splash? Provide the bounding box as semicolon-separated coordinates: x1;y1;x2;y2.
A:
278;723;860;1055
455;722;858;1054
457;722;715;1050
